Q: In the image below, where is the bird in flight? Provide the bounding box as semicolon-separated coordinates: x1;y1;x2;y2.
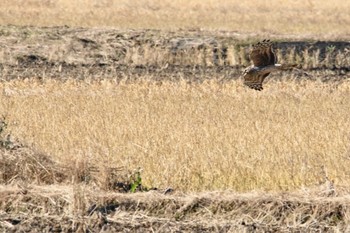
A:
242;39;297;91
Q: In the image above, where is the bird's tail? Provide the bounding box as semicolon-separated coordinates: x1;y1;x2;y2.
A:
278;63;311;77
279;63;299;70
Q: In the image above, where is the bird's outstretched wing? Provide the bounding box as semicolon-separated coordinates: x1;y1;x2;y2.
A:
243;70;269;91
249;39;277;67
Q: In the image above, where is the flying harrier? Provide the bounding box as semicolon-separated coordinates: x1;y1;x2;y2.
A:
242;39;297;91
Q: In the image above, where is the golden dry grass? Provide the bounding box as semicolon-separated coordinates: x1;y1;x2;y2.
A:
1;0;350;37
1;78;350;192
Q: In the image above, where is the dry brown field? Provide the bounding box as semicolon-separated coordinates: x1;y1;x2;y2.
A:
1;0;350;39
1;1;350;232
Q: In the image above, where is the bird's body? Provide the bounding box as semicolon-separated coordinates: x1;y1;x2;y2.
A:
242;40;296;91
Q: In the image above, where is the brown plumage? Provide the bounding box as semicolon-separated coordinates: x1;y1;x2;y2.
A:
242;39;296;91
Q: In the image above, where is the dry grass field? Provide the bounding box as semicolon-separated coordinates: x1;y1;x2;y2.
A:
1;0;350;38
1;78;350;192
1;0;350;232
